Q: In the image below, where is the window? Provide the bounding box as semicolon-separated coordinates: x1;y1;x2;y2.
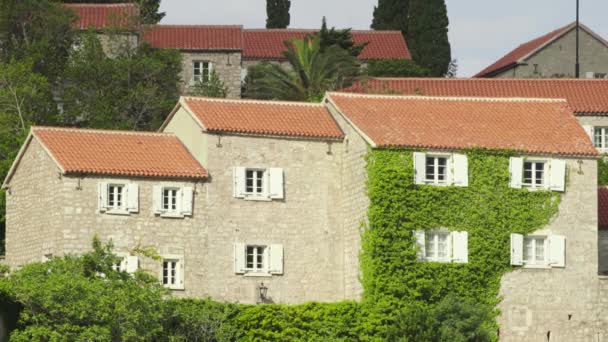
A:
234;243;284;275
233;167;284;200
246;245;267;272
413;152;468;187
595;73;607;79
193;61;212;83
108;184;124;210
425;231;450;261
161;257;184;290
112;255;138;273
163;188;179;212
246;169;265;195
522;161;546;189
594;127;608;151
425;156;448;184
523;236;546;265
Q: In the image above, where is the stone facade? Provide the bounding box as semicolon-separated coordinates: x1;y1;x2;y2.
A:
495;28;608;79
179;51;242;98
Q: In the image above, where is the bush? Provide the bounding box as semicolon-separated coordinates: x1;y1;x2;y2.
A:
599;155;608;185
366;59;430;77
162;299;239;342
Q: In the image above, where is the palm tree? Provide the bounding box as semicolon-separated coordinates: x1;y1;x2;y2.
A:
244;35;360;102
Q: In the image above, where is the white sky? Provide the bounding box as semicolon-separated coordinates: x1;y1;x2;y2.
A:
159;0;608;77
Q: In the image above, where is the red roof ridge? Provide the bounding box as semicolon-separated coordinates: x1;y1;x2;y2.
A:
328;92;569;103
32;126;173;137
64;3;137;7
369;77;608;82
147;24;243;29
243;28;402;34
181;96;325;107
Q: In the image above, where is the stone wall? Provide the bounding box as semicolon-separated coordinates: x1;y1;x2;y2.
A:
498;158;601;341
180;51;242;98
495;28;608;78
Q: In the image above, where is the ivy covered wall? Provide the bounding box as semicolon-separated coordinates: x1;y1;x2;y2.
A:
361;149;562;332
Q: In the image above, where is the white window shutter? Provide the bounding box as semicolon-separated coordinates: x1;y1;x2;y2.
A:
126;183;139;213
269;168;285;199
233;167;246;198
152;185;162;214
178;259;185;289
582;125;594;143
586;71;595;79
413;152;426;185
414;230;426;260
451;231;468;263
549;235;566;268
125;255;138;273
549;159;566;192
509;157;523;189
452;154;469;187
181;187;194;216
269;244;284;275
234;243;246;274
510;233;524;266
98;182;108;212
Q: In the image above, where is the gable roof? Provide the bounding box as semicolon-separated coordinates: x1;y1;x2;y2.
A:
165;97;344;140
475;22;608;77
343;78;608;115
64;3;139;30
599;187;608;230
242;29;411;60
326;92;598;157
142;25;244;50
3;127;207;187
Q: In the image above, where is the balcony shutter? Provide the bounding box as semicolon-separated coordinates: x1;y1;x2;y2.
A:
269;168;284;199
549;159;566;192
452;154;469;187
451;231;469;263
509;157;523;189
414;230;426;260
181;187;194;216
549;235;566;268
98;182;108;212
233;167;246;198
234;243;246;274
152;185;162;214
510;233;524;266
413;152;426;185
269;244;284;275
126;183;139;213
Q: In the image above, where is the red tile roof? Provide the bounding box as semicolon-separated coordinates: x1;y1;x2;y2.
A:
178;97;344;140
344;78;608;115
599;187;608;229
243;29;411;60
474;23;576;77
327;92;598;157
31;127;207;179
142;25;244;50
64;3;139;30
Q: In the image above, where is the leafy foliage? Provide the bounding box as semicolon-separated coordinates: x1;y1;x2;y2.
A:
266;0;290;29
319;17;367;57
361;149;561;338
371;0;410;38
366;59;430;77
598;155;608;185
407;0;451;76
188;71;229;98
162;299;239;342
244;35;360;102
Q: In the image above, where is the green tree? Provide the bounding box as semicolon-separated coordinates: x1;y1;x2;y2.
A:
366;59;430;77
244;35;360;102
6;238;168;341
266;0;290;29
371;0;410;38
60;32;181;130
188;71;229;98
407;0;451;76
59;0;165;24
319;17;367;57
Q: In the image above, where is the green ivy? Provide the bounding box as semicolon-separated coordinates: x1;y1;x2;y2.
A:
598;155;608;185
360;149;561;336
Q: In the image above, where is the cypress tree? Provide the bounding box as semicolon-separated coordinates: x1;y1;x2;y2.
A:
266;0;291;29
371;0;409;37
407;0;451;76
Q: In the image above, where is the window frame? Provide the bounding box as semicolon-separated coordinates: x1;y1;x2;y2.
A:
107;183;126;213
594;127;608;152
161;256;184;290
192;60;212;84
162;187;181;214
244;168;267;197
522;235;548;267
245;244;268;274
521;160;548;190
424;230;451;262
424;154;450;185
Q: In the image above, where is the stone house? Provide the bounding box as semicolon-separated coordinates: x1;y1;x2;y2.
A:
4;91;608;339
475;22;608;78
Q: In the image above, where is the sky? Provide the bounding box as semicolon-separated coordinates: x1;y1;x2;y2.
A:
159;0;608;77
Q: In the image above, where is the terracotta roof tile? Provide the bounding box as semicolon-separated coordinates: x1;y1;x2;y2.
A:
142;25;243;50
344;78;608;115
243;29;411;60
328;92;598;157
180;97;344;140
64;3;139;30
474;22;575;77
32;127;207;179
599;187;608;229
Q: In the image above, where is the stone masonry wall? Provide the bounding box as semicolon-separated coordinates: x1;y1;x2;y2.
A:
180;51;242;98
498;158;601;341
496;28;608;78
5;138;63;267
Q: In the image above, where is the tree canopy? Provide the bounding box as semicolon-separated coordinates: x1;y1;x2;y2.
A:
371;0;410;37
266;0;290;29
407;0;451;76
